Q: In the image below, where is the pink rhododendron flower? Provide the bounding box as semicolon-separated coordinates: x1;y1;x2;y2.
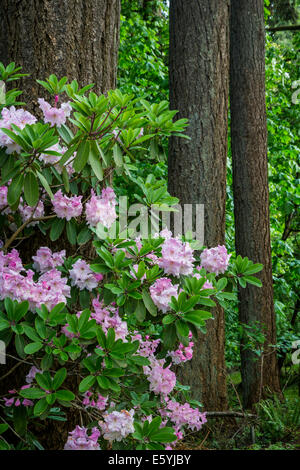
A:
144;358;176;396
150;278;178;313
19;200;45;226
159;237;195;277
64;426;100;450
91;297;128;341
131;332;160;357
168;333;194;364
0;106;36;154
0;250;70;309
69;258;99;291
162;399;207;431
82;390;108;411
200;245;231;275
38;98;72;127
32;247;66;273
85;188;117;228
99;409;135;442
52;190;82;221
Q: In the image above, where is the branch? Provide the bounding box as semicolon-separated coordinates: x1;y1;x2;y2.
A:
1;214;56;252
266;24;300;32
206;411;256;418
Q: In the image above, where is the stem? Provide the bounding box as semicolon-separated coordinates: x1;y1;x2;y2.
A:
1;215;56;252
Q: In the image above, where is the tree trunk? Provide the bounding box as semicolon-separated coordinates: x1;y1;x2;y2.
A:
168;0;230;410
230;0;281;409
0;0;120;449
0;0;120;108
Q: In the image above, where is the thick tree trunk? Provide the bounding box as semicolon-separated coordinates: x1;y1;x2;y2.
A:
230;0;281;408
168;0;230;410
0;0;120;449
0;0;120;107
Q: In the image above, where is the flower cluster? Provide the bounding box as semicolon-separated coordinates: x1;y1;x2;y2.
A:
38;98;72;128
82;391;108;411
4;385;33;408
52;190;83;221
0;249;70;310
150;278;178;313
32;247;66;273
200;245;231;275
131;332;160;358
99;409;135;442
159;237;195;277
161;399;207;432
19;200;45;225
0;106;36;154
168;333;194;364
64;426;100;450
91;297;128;341
85;188;117;228
144;358;176;396
69;259;102;291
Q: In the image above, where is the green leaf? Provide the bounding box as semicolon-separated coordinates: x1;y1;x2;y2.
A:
113;143;123;167
243;275;262;287
24;171;39;207
24;342;43;354
52;368;67;390
50;218;65;241
184;310;212;326
7;174;24;206
89;141;103;180
96;376;111;389
19;388;46;399
73;139;89;173
151;427;176;443
35;372;52;391
162;314;176;325
33;398;49;416
142;289;157;316
79;375;96;393
175;319;189;337
36;171;53;199
13;406;27;436
56;390;75;401
66;219;77;245
134;300;146;323
216;278;227;291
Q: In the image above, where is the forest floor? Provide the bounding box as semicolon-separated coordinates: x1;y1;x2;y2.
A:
177;368;300;450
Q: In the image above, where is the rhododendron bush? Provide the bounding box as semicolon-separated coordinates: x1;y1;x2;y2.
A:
0;63;263;450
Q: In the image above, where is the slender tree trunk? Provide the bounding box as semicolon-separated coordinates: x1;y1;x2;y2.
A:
0;0;120;108
168;0;230;410
0;0;120;449
230;0;281;408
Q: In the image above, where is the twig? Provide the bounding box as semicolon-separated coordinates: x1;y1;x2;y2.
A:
266;24;300;32
1;214;56;252
206;411;256;418
0;361;23;382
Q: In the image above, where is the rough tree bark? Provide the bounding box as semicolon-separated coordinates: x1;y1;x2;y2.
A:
230;0;281;408
0;0;120;449
168;0;230;410
0;0;120;108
